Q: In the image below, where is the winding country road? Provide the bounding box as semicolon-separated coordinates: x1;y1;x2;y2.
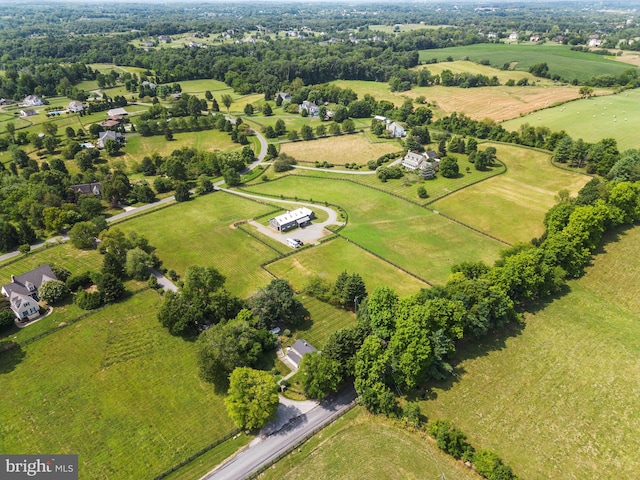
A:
201;386;357;480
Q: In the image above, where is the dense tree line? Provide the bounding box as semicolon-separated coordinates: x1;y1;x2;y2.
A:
300;175;640;413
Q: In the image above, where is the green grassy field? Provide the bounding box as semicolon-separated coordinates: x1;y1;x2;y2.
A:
430;143;590;244
419;226;640;479
116;192;280;297
267;237;428;297
293;295;357;348
123;129;238;159
261;407;478;480
419;43;636;84
502;89;640;151
0;289;236;480
241;176;506;285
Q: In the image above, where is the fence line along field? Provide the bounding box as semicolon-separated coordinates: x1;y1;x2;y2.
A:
266;237;429;297
419;43;637;84
430;143;590;244
260;407;479;480
419;226;640;480
0;289;236;480
242;176;506;285
501;89;640;151
116;191;281;297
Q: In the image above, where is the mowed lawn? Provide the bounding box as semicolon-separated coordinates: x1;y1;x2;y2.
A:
502;89;640;151
430;143;590;244
419;226;640;479
279;133;401;165
123;129;238;160
0;289;236;480
417;60;541;85
267;237;429;297
294;295;357;348
116;192;281;297
419;43;636;84
261;407;479;480
242;176;505;285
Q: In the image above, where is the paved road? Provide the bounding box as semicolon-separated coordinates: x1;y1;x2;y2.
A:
149;268;178;292
0;129;271;265
202;386;357;480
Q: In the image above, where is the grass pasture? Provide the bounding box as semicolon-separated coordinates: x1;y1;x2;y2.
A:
419;226;640;479
123;129;238;160
419;43;637;84
261;407;478;480
267;237;429;297
430;143;590;244
502;89;640;151
294;295;357;348
116;191;280;297
279;133;401;165
241;176;506;285
0;289;236;480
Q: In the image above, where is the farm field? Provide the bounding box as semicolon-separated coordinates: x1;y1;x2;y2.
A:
419;43;637;84
430;143;590;244
279;133;401;165
407;84;602;122
419;226;640;479
241;176;506;285
502;89;640;151
0;289;236;480
116;192;281;297
330;79;600;122
266;237;429;297
261;407;478;480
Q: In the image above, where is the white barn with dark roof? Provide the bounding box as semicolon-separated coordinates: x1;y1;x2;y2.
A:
269;207;315;232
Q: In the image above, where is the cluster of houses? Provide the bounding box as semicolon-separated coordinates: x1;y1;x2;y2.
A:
401;150;440;179
1;265;58;322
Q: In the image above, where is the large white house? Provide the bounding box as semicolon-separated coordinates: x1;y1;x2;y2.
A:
1;265;58;321
401;151;439;179
23;95;44;106
269;207;315;232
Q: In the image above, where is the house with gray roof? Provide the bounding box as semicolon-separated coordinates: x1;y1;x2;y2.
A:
299;101;319;116
1;265;58;321
386;121;406;138
286;339;317;368
98;131;124;149
70;182;102;197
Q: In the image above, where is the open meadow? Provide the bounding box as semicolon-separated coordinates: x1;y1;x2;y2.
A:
329;78;600;122
502;89;640;151
123;128;238;159
279;133;401;165
266;236;429;297
419;226;640;479
0;289;236;480
430;143;590;244
115;192;281;297
293;295;357;349
419;43;636;84
261;407;479;480
241;176;506;285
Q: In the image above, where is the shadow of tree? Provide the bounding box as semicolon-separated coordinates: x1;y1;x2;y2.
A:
0;340;26;374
